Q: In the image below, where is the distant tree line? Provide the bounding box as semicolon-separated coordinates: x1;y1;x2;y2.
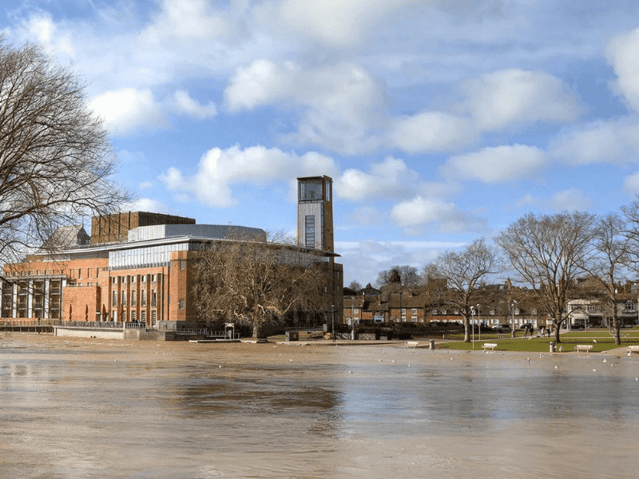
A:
351;200;639;345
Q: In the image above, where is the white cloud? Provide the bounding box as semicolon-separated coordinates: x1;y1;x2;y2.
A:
122;197;168;213
388;112;476;153
549;117;639;166
225;59;387;153
607;26;639;113
141;0;239;44
224;59;290;112
391;196;458;227
623;171;639;195
442;144;547;183
171;90;217;119
254;0;414;48
335;157;421;201
14;13;75;58
89;88;167;136
546;188;592;212
461;69;583;130
160;144;338;207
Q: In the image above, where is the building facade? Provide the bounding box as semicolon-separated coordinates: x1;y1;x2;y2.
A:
1;177;343;330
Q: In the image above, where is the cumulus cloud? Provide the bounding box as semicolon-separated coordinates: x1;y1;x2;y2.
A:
89;88;217;135
390;196;486;233
546;188;592;212
171;90;217;119
549;117;639;166
623;171;639;195
461;69;583;130
335;157;421;201
160;144;338;207
225;59;387;153
89;88;167;136
141;0;240;44
607;27;639;113
122;197;169;213
442;144;547;183
254;0;414;48
388;112;476;153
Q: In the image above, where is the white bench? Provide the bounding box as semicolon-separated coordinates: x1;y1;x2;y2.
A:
627;345;639;354
406;341;419;348
482;343;498;352
575;345;593;353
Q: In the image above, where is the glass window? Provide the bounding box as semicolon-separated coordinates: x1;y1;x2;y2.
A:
305;215;315;248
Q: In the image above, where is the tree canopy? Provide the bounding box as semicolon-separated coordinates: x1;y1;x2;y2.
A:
0;40;129;263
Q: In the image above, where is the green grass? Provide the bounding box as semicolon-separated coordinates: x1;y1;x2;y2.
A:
438;336;639;353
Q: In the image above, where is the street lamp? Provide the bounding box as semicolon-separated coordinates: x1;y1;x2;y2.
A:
331;304;335;342
477;304;481;341
470;306;475;350
351;296;356;340
511;300;517;337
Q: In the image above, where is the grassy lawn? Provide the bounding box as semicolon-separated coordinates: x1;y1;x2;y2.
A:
438;336;639;353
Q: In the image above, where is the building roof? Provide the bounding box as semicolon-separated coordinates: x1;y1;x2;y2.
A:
40;225;90;251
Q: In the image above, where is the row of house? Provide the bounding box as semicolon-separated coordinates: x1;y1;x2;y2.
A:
342;281;639;330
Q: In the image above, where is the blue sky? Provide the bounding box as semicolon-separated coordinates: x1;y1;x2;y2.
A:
4;1;639;285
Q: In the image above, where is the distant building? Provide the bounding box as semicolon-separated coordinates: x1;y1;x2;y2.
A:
1;178;343;331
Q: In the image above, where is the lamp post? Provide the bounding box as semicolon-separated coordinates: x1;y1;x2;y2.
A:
331;304;335;342
477;304;481;341
351;296;355;340
471;306;475;350
511;300;517;338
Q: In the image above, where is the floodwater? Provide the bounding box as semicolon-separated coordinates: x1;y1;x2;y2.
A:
1;336;639;478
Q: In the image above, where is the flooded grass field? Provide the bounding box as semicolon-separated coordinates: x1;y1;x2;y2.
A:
1;334;639;478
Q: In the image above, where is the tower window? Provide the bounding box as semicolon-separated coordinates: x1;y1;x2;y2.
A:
305;215;315;248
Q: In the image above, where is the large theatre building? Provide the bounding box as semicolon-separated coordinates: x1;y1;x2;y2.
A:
0;176;343;331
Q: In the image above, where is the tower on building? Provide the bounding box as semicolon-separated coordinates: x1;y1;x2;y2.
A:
297;176;334;253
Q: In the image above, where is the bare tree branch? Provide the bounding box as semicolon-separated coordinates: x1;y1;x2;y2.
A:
0;39;130;264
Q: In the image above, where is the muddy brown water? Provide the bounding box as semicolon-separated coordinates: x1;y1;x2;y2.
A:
1;334;639;478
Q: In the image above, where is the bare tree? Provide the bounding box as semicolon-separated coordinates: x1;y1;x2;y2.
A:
0;40;129;264
581;213;631;345
191;231;330;339
424;238;498;342
496;212;598;343
347;280;362;291
376;265;421;290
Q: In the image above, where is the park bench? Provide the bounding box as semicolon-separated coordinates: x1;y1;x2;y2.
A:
482;343;498;352
627;345;639;355
574;345;593;353
406;341;419;348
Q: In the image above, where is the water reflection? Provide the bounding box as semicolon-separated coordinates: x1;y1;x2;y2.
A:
2;339;639;478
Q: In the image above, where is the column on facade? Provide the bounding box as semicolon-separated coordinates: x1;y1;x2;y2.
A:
44;279;50;319
11;282;17;318
27;279;33;318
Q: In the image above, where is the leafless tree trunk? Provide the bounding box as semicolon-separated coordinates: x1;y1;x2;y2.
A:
496;212;597;343
581;213;630;345
0;40;129;265
423;238;498;342
191;231;330;339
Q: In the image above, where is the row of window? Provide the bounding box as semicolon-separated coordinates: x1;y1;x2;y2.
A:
112;289;156;307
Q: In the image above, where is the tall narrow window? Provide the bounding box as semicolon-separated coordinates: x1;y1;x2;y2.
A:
305;215;315;248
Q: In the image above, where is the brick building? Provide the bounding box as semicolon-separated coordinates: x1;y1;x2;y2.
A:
0;177;343;331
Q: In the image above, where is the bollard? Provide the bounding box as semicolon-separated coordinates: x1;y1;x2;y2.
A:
429;339;435;350
549;341;555;353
